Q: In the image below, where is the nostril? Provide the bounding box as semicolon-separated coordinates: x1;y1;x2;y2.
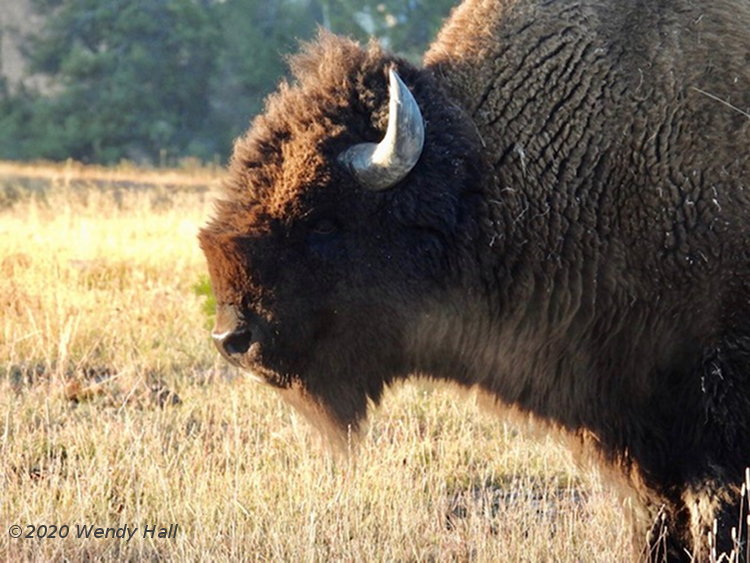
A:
222;327;253;357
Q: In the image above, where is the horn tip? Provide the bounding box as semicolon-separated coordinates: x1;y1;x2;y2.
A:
388;68;405;94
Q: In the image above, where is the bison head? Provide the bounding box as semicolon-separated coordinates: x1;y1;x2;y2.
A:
199;33;483;439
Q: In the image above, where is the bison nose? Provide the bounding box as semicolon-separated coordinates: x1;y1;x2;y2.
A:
212;304;264;366
212;326;254;359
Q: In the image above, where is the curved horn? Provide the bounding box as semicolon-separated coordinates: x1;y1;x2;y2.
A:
338;69;425;191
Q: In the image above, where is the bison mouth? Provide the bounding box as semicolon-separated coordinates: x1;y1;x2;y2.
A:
241;365;285;388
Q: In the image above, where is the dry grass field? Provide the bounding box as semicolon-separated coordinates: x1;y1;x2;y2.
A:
0;161;631;561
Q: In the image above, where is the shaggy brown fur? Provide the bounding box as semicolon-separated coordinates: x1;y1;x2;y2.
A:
200;1;750;560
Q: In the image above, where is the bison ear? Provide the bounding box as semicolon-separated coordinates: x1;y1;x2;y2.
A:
338;69;425;191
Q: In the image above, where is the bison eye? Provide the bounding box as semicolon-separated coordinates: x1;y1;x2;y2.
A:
309;219;339;237
306;218;343;256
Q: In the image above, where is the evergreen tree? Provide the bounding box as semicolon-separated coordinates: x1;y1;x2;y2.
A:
311;0;457;60
17;0;222;163
207;0;317;158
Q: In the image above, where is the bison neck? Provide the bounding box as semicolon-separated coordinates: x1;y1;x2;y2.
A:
406;282;706;469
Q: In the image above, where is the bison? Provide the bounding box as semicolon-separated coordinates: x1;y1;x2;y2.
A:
198;0;750;560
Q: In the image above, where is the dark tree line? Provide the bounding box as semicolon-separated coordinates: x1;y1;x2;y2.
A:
0;0;457;164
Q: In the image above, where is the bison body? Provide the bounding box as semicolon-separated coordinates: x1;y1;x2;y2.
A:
199;0;750;559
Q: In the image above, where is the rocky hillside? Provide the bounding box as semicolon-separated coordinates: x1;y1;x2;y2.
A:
0;0;45;91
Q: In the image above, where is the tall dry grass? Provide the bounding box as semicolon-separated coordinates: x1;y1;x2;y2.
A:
0;163;630;561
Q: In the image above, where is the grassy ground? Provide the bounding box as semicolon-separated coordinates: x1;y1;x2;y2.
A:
0;162;630;561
